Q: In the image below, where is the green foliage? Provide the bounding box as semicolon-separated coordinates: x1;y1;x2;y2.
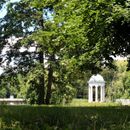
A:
0;74;20;98
0;88;7;98
51;84;76;104
101;60;130;100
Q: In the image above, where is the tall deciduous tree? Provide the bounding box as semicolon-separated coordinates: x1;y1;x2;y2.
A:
0;0;55;104
0;0;76;104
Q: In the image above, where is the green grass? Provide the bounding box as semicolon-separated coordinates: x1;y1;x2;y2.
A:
68;99;120;106
0;100;129;130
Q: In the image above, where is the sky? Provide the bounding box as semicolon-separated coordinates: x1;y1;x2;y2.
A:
0;0;53;74
0;0;20;18
0;0;21;74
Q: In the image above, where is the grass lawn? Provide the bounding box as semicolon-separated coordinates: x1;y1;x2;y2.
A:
68;99;120;106
0;99;129;130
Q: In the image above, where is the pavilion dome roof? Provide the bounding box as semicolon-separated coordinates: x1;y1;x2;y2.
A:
88;74;105;87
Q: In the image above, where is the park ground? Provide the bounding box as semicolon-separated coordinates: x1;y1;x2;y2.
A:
0;99;129;130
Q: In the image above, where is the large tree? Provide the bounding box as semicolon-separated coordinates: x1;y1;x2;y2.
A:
0;0;77;104
54;0;130;66
0;0;55;104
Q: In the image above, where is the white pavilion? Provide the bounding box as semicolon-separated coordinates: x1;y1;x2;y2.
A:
88;74;105;102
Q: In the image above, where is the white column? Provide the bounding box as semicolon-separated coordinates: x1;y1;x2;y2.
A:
89;86;91;102
102;86;105;102
95;86;98;102
88;86;90;102
100;86;103;102
100;86;105;102
90;86;93;102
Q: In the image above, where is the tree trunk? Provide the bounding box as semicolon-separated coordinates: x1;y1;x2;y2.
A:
37;51;45;104
45;55;54;104
37;9;45;105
